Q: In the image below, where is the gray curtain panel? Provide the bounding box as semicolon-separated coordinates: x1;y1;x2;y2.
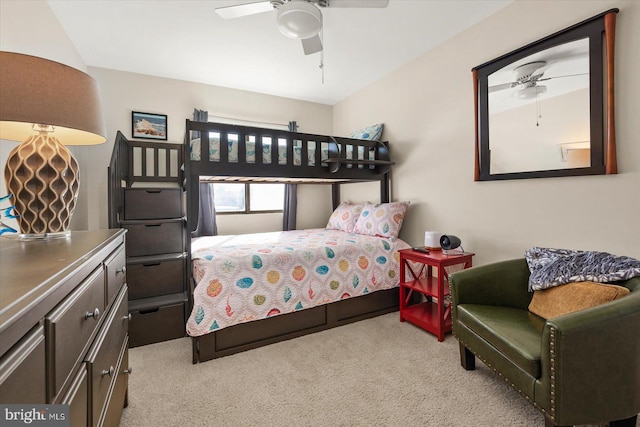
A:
283;120;298;231
194;182;217;237
192;108;216;237
192;108;208;139
282;184;297;231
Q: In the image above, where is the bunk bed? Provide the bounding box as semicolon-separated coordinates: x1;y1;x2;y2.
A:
183;120;408;363
110;120;407;363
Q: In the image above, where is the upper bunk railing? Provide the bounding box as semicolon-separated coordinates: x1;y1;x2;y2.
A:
184;120;394;182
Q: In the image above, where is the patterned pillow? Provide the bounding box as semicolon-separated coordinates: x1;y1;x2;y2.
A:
354;201;409;238
326;203;364;233
349;123;384;141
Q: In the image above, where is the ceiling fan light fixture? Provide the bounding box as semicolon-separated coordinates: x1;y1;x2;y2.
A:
276;1;322;39
513;82;547;100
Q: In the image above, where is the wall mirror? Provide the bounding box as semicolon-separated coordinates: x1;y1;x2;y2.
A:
473;9;618;181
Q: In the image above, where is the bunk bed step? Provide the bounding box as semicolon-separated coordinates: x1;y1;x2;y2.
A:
121;218;185;257
124;188;182;220
128;293;188;348
126;254;187;300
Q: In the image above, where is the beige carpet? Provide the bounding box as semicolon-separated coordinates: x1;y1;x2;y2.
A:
118;313;632;427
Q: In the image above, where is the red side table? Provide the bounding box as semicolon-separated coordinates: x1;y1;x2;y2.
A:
399;248;474;341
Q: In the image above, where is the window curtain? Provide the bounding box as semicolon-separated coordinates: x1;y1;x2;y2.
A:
282;184;297;231
282;120;298;231
194;182;217;237
193;108;208;139
192;108;217;237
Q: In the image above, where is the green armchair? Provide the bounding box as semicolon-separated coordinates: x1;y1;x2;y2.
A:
449;258;640;427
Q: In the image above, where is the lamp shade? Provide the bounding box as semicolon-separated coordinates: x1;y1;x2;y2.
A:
1;52;106;236
0;51;106;145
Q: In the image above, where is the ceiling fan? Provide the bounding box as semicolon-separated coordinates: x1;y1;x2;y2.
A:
489;60;587;100
215;0;390;55
489;61;550;98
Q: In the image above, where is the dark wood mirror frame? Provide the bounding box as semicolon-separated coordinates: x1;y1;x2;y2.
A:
473;9;618;181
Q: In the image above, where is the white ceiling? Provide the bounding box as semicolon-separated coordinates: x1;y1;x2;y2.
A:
47;0;512;105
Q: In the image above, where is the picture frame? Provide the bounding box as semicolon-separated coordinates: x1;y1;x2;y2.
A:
132;111;167;140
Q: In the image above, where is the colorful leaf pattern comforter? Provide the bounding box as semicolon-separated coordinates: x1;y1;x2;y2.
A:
186;228;411;336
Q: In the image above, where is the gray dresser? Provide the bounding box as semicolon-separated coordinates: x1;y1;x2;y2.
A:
0;229;130;427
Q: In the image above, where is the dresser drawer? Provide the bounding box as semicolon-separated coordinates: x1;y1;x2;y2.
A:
0;325;45;404
46;267;105;400
129;301;185;348
60;364;88;427
123;219;184;257
99;340;129;427
124;188;182;220
86;286;128;427
104;246;126;306
127;256;185;300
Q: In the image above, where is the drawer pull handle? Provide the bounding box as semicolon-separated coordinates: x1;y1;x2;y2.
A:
101;366;115;377
142;263;161;267
145;190;161;194
123;367;133;375
116;266;126;274
145;224;162;228
85;308;100;320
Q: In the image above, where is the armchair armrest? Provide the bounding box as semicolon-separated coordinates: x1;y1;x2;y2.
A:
539;287;640;424
450;258;532;310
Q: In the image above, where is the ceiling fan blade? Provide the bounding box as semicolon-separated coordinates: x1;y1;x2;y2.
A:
215;1;274;19
325;0;389;7
301;35;323;55
489;82;515;93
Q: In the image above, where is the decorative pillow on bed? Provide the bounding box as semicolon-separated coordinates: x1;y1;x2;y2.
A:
353;201;409;238
326;202;364;233
349;123;384;141
528;281;630;319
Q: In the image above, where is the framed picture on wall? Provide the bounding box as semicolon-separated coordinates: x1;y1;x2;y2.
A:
132;111;167;140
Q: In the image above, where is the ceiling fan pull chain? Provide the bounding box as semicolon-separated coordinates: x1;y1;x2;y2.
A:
536;86;542;126
320;30;325;84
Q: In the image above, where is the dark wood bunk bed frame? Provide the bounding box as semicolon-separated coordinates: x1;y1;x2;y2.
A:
109;120;398;363
184;120;397;363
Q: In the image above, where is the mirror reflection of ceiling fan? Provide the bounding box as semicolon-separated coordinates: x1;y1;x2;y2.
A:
489;60;587;99
215;0;390;55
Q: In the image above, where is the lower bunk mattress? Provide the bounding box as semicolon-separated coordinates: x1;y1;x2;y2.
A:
186;228;411;337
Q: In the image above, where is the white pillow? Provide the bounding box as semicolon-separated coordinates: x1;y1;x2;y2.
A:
354;201;409;238
326;203;364;233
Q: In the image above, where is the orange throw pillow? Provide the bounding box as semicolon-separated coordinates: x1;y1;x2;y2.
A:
528;281;630;320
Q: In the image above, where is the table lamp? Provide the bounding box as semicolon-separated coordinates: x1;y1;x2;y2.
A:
0;51;106;238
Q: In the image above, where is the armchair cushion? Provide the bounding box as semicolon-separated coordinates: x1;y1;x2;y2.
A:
528;281;630;319
457;304;545;377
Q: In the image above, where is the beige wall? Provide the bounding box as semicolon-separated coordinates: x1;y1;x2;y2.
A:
85;68;334;231
334;0;640;265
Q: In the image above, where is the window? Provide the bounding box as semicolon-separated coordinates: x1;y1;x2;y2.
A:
213;183;284;214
